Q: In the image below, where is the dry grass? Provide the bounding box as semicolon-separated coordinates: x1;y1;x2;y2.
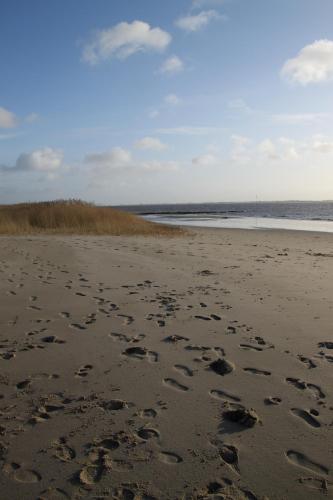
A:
0;200;183;236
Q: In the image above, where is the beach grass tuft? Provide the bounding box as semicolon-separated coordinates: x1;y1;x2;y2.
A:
0;199;183;236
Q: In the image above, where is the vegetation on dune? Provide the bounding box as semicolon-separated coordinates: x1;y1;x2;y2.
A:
0;199;183;236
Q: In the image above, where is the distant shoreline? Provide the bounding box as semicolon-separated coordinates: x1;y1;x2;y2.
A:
144;214;333;234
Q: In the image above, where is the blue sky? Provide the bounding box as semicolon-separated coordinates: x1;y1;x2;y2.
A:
1;0;333;204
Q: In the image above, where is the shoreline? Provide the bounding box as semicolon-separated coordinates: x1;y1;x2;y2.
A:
144;215;333;234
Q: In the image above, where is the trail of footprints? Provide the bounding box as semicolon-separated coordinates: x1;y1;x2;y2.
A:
0;244;332;498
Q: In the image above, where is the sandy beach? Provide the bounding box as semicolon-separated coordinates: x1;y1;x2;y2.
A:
0;227;332;500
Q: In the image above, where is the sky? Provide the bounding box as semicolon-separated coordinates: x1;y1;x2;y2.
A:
1;0;333;205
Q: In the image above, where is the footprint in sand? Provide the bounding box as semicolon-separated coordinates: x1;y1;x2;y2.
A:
174;365;194;377
16;379;32;390
77;448;111;485
100;399;127;411
286;450;329;476
38;487;70;499
243;367;271;376
110;332;146;344
239;344;263;352
53;439;76;462
158;451;183;464
318;341;333;349
298;477;333;494
222;405;260;428
75;364;93;378
163;378;189;392
3;462;41;483
163;335;189;343
42;335;66;344
109;332;131;343
123;346;159;363
1;352;16;360
291;408;321;428
210;389;241;403
139;408;157;418
84;313;97;325
297;355;317;369
286;378;325;399
137;428;160;440
307;383;325;400
201;479;257;499
69;323;87;331
218;443;240;473
117;314;134;325
225;326;237;335
264;396;282;406
194;315;211;321
112;487;138;498
209;359;234;376
185;345;211;352
78;465;105;485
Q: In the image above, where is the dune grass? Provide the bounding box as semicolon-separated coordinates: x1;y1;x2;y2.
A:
0;200;183;236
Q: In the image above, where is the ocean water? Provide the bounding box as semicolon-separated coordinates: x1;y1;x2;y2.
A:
119;201;333;233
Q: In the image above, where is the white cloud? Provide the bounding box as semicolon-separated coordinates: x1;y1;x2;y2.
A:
228;98;252;113
157;126;223;135
227;134;333;165
85;147;132;167
272;113;328;124
0;148;64;174
206;143;221;154
16;148;64;172
148;109;160;119
192;0;226;8
137;160;178;172
82;20;171;65
85;147;178;182
175;10;221;32
159;55;184;75
0;132;21;141
164;93;181;105
25;112;39;123
311;135;333;153
147;94;181;120
257;139;279;160
230;134;252;162
281;40;333;85
277;138;300;160
134;136;167;151
192;153;219;166
0;107;18;128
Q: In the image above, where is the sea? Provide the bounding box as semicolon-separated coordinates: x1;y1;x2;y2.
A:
118;201;333;233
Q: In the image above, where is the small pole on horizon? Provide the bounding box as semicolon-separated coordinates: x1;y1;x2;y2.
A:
255;194;258;228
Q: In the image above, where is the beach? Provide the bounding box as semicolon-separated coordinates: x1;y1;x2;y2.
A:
0;227;332;499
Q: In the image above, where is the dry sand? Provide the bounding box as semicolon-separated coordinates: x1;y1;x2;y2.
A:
0;228;332;500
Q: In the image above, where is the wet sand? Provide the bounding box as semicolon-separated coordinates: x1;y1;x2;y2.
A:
0;228;332;499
